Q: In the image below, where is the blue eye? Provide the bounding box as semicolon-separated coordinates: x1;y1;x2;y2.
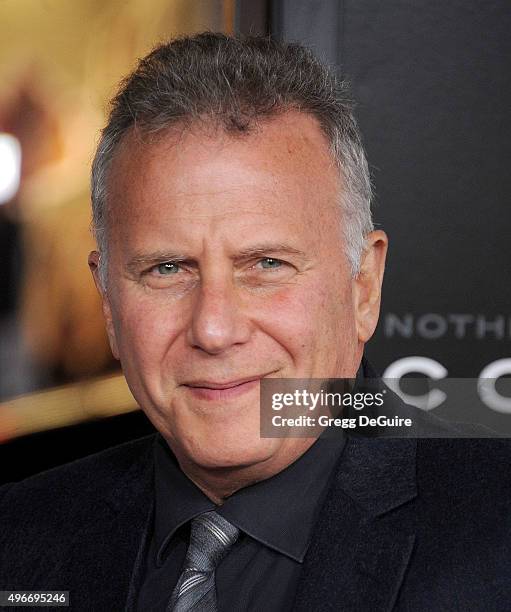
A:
260;258;282;269
157;262;180;275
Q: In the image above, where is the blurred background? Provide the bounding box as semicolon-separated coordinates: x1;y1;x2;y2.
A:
1;0;510;482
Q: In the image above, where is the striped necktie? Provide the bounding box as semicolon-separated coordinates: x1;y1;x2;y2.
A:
167;511;240;612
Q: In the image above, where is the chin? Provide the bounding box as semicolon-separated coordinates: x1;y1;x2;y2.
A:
184;434;280;471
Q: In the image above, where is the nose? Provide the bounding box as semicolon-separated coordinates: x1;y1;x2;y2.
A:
187;278;251;354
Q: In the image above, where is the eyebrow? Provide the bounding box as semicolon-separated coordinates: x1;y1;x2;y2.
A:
234;242;307;260
125;242;308;273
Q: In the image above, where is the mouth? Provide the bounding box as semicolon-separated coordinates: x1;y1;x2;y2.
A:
182;375;267;401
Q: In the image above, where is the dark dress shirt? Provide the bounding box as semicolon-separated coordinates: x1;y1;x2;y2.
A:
136;430;346;611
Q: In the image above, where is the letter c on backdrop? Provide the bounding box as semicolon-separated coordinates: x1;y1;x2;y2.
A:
383;356;448;411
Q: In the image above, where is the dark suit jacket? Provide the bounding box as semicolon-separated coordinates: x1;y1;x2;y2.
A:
1;430;511;611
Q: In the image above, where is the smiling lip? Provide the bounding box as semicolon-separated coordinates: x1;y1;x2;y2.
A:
183;376;265;401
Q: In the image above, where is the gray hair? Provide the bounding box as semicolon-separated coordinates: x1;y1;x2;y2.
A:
91;32;373;284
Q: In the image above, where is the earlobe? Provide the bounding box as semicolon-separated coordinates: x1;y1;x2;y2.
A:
88;250;120;360
353;230;388;343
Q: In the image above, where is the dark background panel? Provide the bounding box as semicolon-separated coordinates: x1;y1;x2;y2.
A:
339;0;511;376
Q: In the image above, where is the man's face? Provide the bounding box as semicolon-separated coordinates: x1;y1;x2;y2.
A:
91;111;386;476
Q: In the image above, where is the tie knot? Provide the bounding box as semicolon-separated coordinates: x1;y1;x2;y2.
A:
185;511;240;572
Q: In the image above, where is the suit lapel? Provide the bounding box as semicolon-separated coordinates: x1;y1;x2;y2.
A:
293;437;417;612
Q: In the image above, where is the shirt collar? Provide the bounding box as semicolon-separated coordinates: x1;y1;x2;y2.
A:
153;431;346;565
218;432;346;562
153;436;215;566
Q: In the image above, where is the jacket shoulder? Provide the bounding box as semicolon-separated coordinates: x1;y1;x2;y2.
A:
0;433;156;527
0;434;157;591
415;437;511;511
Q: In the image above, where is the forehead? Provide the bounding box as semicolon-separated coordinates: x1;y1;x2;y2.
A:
105;111;343;251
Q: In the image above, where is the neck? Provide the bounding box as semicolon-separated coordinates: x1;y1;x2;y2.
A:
172;437;318;505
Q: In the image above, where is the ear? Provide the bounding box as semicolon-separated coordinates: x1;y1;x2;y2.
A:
88;250;120;360
352;230;388;343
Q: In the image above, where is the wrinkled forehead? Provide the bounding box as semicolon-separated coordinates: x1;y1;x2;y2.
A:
104;111;344;245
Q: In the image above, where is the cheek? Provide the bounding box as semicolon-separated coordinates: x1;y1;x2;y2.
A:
255;284;339;358
111;291;185;370
262;276;357;368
